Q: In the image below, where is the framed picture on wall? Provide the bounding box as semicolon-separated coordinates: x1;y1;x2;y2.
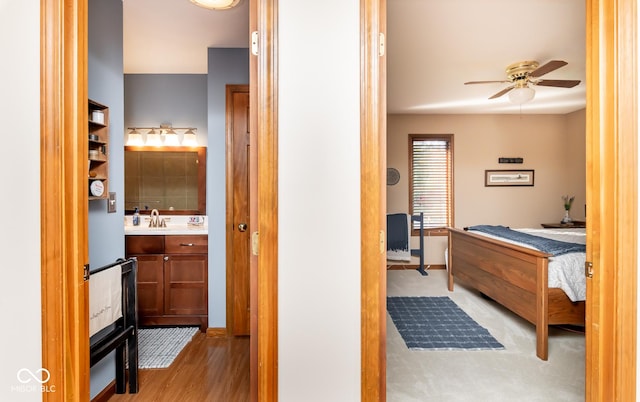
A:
485;169;534;187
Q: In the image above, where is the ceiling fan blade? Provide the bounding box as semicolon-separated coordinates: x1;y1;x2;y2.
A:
529;60;568;78
489;86;514;99
465;80;510;85
535;79;581;88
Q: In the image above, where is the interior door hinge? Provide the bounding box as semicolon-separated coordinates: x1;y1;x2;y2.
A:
83;264;90;281
379;33;385;57
585;261;593;278
252;231;259;256
379;230;385;254
251;31;259;56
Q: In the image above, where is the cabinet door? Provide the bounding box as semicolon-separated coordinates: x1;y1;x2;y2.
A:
134;254;164;318
164;254;208;316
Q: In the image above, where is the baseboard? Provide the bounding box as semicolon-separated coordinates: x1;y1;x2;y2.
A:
91;380;115;402
387;264;446;270
206;327;227;337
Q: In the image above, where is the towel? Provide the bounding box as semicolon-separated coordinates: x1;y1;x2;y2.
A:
89;265;123;337
387;213;411;262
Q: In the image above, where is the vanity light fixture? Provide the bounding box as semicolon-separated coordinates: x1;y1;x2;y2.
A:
162;126;181;147
145;128;163;147
189;0;241;10
126;126;198;147
182;129;198;147
126;128;144;146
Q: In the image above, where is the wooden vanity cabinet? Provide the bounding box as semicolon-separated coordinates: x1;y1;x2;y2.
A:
125;235;208;331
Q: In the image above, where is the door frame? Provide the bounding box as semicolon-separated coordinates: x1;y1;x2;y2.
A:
360;0;387;400
254;1;278;400
41;0;90;400
40;0;637;401
584;0;637;400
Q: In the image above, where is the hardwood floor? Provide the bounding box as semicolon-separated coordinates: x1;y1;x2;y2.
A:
109;333;249;401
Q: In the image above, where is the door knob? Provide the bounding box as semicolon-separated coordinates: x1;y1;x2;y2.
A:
238;223;248;232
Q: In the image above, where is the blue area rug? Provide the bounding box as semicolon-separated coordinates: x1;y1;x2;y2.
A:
387;296;504;351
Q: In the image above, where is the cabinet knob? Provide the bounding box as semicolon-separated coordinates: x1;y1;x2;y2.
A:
164;256;169;261
238;223;248;232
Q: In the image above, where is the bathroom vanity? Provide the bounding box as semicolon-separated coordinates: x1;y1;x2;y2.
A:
124;145;209;331
125;217;208;331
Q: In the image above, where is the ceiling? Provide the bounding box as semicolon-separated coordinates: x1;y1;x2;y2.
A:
123;0;586;115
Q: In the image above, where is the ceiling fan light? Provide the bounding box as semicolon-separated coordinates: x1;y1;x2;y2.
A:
189;0;241;10
508;86;535;104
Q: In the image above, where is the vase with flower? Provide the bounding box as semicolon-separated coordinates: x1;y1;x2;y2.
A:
561;195;575;224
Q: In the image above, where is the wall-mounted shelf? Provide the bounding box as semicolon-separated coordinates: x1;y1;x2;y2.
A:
88;99;109;200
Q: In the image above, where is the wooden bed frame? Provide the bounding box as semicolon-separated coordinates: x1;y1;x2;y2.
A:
447;227;585;360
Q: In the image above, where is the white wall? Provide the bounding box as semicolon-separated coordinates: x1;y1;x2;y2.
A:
0;1;42;400
278;1;361;400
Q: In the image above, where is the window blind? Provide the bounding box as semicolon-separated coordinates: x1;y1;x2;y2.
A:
411;138;451;229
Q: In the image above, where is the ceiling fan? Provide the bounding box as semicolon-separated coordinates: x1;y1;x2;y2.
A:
464;60;581;103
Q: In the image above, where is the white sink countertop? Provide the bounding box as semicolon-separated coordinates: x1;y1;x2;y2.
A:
124;215;208;235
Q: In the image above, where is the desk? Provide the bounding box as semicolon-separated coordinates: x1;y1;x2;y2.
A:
541;221;585;228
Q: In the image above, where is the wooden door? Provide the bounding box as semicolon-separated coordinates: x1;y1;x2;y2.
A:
227;85;251;336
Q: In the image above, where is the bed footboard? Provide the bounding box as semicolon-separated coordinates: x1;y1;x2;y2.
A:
447;228;584;360
89;258;138;394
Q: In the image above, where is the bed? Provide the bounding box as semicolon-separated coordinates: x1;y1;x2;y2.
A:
447;226;586;360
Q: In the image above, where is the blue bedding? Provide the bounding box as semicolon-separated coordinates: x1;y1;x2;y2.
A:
466;225;586;256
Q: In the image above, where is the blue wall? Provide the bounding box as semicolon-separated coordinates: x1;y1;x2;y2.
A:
207;48;249;327
88;0;125;266
124;74;208;146
88;0;124;398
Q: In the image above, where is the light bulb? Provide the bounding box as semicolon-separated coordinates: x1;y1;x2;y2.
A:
508;86;535;104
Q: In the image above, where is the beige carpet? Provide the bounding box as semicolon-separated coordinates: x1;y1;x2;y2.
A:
386;269;585;402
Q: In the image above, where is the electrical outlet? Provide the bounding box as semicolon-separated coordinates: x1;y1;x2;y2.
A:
108;192;116;213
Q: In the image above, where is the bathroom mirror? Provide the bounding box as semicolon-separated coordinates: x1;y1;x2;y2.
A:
124;146;206;215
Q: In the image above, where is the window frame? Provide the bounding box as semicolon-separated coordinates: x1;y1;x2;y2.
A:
408;134;454;236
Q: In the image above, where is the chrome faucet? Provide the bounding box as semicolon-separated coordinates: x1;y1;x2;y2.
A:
149;209;167;228
149;209;160;227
